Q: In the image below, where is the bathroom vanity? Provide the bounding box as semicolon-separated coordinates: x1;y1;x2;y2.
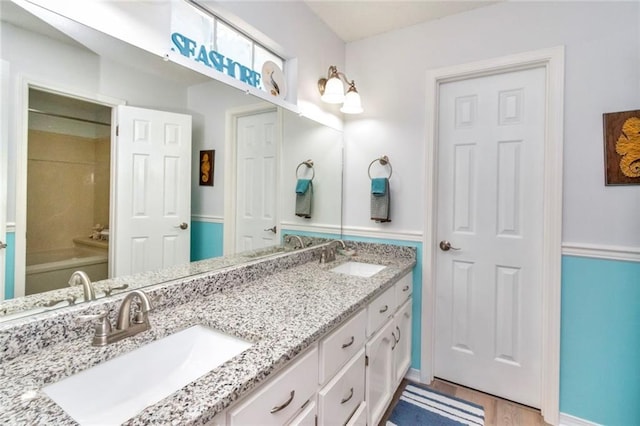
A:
0;241;416;425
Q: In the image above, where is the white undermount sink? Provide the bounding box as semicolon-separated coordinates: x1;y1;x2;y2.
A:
43;325;253;425
330;261;386;278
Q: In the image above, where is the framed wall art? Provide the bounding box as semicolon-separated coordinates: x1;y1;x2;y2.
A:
199;150;215;186
603;109;640;185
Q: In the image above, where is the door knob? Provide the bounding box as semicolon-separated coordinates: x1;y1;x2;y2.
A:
264;226;277;234
439;240;460;251
176;222;188;230
0;241;6;249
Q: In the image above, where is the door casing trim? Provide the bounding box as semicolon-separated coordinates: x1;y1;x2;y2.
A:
421;46;565;425
14;76;124;297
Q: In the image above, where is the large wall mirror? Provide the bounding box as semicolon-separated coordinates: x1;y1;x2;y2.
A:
0;1;343;320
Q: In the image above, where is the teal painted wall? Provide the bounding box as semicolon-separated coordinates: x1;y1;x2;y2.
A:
560;255;640;425
340;234;423;371
4;231;14;300
190;221;224;261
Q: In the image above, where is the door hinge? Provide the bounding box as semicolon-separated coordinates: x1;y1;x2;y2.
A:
315;414;317;426
116;125;119;136
365;355;369;367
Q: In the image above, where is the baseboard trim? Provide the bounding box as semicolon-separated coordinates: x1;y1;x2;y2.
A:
559;412;602;426
562;242;640;263
191;215;223;224
404;368;423;383
342;226;423;242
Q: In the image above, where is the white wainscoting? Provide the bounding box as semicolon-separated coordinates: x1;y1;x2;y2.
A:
191;215;223;224
562;242;640;263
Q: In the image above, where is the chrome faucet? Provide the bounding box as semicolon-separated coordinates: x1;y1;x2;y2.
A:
68;271;96;301
78;290;153;347
329;239;347;250
284;235;305;249
322;239;347;263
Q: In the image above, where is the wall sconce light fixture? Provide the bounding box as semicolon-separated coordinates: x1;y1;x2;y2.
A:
317;65;363;114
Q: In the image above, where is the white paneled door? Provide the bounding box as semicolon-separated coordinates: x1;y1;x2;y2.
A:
235;111;278;252
434;67;545;407
113;105;192;277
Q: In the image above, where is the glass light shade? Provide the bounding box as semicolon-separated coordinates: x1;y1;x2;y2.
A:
340;90;363;114
321;77;345;104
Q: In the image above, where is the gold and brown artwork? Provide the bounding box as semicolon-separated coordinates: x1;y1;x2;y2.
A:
199;150;214;186
603;110;640;185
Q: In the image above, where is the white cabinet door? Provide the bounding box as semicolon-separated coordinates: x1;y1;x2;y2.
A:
365;319;394;426
392;299;412;386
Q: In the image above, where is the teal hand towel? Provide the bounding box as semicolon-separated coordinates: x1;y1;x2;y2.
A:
296;179;311;194
371;178;391;222
296;180;313;218
371;178;387;195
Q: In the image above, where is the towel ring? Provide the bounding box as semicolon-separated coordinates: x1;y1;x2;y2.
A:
368;155;392;180
295;159;315;180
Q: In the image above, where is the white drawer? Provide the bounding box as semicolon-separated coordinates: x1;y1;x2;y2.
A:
318;348;365;426
395;272;413;308
287;400;316;426
345;401;367;426
319;309;366;384
228;346;319;426
366;286;395;337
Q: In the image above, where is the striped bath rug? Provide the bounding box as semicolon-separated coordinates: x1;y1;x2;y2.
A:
386;383;485;426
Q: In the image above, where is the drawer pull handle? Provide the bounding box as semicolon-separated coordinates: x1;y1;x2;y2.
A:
402;285;409;292
341;336;355;349
395;326;401;343
379;305;389;313
341;387;354;404
391;331;397;350
270;390;295;414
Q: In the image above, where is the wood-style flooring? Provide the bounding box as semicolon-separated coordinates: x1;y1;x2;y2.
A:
379;378;549;426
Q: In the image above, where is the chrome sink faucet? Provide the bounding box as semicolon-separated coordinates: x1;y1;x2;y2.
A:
68;271;96;301
284;235;305;249
78;290;153;347
320;240;346;264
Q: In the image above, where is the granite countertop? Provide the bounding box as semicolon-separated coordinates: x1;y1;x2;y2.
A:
0;244;416;425
0;236;329;319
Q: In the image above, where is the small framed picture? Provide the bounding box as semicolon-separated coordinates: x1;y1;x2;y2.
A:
199;150;214;186
603;110;640;185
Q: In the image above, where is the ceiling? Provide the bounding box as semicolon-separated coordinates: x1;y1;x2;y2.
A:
304;0;501;42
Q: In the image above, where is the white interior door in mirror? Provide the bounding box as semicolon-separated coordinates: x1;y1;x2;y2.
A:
113;105;192;277
235;111;278;252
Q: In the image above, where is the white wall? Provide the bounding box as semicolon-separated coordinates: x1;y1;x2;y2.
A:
25;0;346;128
213;0;346;126
343;1;640;247
1;23;190;222
187;79;259;219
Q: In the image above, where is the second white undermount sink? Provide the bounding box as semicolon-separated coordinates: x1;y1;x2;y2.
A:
330;261;386;278
43;325;253;425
